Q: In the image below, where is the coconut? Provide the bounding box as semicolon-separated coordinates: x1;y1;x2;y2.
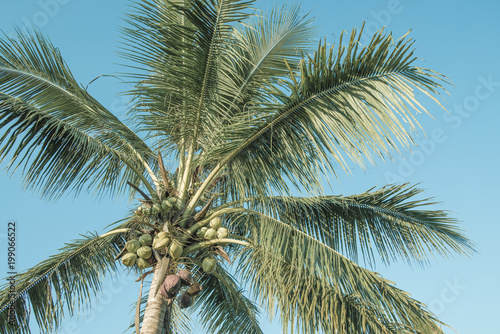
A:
153;232;169;247
196;227;208;238
121;253;137;267
162;199;173;211
169;241;183;259
160;275;181;298
178;292;193;309
167;197;177;204
204;228;217;240
186;282;202;296
202;257;217;273
139;234;153;246
196;228;205;238
153;237;170;250
137;246;152;259
217;227;228;239
209;217;222;229
176;270;192;286
126;240;141;253
157;232;168;239
136;257;150;269
152;204;161;215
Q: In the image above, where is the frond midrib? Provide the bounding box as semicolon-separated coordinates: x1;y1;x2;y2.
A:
230;19;302;108
220;69;409;167
0;66;154;160
193;0;227;142
0;228;127;313
0;93;140;170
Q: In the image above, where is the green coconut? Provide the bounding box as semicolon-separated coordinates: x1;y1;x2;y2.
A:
153;232;168;246
137;246;152;259
209;217;222;229
157;232;169;239
196;227;207;238
217;227;229;239
202;257;217;273
161;199;173;213
152;204;161;215
136;257;150;269
167;197;177;204
204;228;217;240
121;253;137;267
169;241;183;259
139;234;153;246
126;240;141;253
162;199;173;208
153;237;170;250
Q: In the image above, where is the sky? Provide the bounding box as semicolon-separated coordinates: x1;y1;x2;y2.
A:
0;0;499;333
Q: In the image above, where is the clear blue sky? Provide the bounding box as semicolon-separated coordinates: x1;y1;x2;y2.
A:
0;0;499;333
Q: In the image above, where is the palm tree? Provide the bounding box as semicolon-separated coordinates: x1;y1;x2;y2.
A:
0;0;473;333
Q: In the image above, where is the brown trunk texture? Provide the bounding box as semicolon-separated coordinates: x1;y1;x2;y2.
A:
140;264;169;334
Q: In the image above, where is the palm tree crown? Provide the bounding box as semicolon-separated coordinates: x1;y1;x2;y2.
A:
0;0;473;333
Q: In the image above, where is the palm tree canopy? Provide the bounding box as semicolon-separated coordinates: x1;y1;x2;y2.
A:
0;0;473;333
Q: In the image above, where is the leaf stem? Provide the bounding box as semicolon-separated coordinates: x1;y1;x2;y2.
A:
181;238;249;257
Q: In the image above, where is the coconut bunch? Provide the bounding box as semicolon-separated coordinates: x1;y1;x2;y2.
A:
160;270;204;309
121;233;155;269
195;217;229;240
115;155;235;313
152;231;184;260
134;196;181;219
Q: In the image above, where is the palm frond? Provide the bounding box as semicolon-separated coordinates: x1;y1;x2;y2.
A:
238;243;445;334
194;4;317;185
194;266;263;334
0;219;142;334
122;0;254;152
242;183;474;266
227;4;316;115
206;26;448;197
0;30;155;199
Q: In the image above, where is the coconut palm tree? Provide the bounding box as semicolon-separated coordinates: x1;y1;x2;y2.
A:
0;0;473;333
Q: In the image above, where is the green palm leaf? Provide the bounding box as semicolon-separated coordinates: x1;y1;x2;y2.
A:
238;244;445;333
224;186;473;333
122;0;253;149
226;4;316;115
242;183;474;266
0;30;155;199
194;267;263;334
0;219;140;334
203;26;448;197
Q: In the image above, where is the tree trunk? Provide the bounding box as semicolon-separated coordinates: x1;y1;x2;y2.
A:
140;261;170;334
